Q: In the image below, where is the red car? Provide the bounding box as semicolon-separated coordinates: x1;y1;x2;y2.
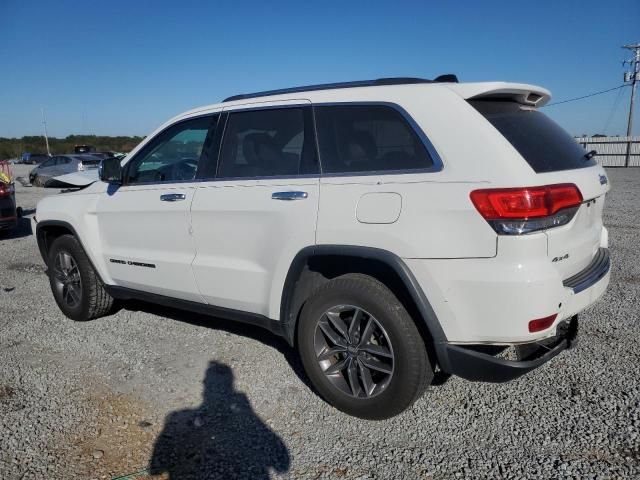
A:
0;161;18;232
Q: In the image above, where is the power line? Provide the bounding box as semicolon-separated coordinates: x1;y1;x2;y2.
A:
543;85;627;107
602;84;625;134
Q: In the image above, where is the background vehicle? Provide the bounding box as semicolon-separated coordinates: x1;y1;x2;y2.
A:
0;161;18;232
29;154;102;186
74;145;96;154
83;151;116;159
21;153;50;165
34;77;611;419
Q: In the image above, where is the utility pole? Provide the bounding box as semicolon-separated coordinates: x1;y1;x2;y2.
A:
41;108;51;156
623;43;640;167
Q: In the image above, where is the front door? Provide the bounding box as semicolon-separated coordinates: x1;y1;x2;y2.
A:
96;114;218;302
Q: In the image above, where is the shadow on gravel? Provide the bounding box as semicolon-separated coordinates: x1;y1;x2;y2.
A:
0;215;32;240
149;360;290;479
120;300;316;393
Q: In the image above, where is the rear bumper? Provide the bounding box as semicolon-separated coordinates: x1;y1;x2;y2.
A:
563;248;609;294
438;315;579;382
405;235;611;343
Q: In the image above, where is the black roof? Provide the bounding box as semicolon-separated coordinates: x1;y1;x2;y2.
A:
222;74;458;103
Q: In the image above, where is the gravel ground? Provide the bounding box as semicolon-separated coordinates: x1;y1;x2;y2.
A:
1;164;639;479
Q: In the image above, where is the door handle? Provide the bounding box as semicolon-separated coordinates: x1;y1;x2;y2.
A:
271;191;308;201
160;193;186;202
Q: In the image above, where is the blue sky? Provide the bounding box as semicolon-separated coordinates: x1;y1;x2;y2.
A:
1;0;638;138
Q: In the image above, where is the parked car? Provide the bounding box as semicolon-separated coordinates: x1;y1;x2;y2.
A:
0;161;17;233
82;151;116;160
29;154;102;186
74;145;96;154
33;77;611;419
22;153;51;165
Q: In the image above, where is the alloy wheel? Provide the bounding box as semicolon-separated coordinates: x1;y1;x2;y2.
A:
52;251;82;308
314;305;395;398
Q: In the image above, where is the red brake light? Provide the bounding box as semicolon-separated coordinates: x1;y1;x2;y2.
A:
528;314;557;333
470;184;583;220
0;183;14;198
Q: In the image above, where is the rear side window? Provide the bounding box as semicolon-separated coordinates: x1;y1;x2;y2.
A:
315;105;434;174
217;107;317;179
470;100;595;173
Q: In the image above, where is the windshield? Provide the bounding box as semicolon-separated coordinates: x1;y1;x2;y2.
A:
470;100;596;173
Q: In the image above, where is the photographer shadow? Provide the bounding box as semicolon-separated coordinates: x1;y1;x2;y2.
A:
149;360;290;479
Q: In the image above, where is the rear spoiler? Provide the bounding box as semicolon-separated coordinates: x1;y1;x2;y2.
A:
444;82;551;107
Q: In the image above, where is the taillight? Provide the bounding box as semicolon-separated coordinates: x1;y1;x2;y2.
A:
470;184;582;235
528;314;557;333
0;183;14;197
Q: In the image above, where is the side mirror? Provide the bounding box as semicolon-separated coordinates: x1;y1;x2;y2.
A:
99;157;123;184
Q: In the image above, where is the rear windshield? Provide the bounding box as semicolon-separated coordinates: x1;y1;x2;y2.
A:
470;100;595;173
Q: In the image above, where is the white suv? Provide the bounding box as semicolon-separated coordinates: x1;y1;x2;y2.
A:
34;77;611;419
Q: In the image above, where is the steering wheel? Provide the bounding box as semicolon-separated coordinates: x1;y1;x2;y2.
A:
171;157;199;181
154;157;199;182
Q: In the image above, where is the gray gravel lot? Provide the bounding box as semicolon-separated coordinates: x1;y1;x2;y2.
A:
1;164;639;479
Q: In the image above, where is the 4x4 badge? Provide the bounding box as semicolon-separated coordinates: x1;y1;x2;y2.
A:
599;174;608;185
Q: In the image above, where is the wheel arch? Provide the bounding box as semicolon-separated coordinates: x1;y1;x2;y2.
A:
280;245;448;365
35;220;109;284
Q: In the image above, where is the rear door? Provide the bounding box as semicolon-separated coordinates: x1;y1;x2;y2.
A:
96;114;219;301
190;102;319;317
470;100;610;278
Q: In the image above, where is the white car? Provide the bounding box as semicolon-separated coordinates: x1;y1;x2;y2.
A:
34;76;611;419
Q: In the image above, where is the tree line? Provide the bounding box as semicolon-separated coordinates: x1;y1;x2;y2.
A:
0;135;145;159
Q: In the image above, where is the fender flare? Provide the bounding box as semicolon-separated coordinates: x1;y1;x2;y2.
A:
35;220;107;283
280;245;449;353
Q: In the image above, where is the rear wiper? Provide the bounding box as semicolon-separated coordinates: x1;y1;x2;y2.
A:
584;150;597;160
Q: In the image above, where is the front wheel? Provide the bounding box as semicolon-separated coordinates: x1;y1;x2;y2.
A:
48;234;114;321
297;273;432;419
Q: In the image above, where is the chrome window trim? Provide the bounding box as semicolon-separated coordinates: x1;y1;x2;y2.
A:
121;101;444;186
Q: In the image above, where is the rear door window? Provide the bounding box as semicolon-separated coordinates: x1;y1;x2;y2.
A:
314;104;434;174
217;107;317;179
470;100;595;173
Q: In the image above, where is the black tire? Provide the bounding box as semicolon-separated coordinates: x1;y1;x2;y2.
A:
297;273;432;420
47;234;114;321
32;175;44;187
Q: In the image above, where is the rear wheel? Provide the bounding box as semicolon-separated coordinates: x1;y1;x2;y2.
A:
48;234;113;321
297;273;432;419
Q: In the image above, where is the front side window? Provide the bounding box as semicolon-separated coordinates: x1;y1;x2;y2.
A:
126;116;215;184
217;107;317;178
315;105;434;174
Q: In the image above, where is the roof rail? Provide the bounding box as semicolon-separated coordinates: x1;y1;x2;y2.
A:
222;76;458;102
